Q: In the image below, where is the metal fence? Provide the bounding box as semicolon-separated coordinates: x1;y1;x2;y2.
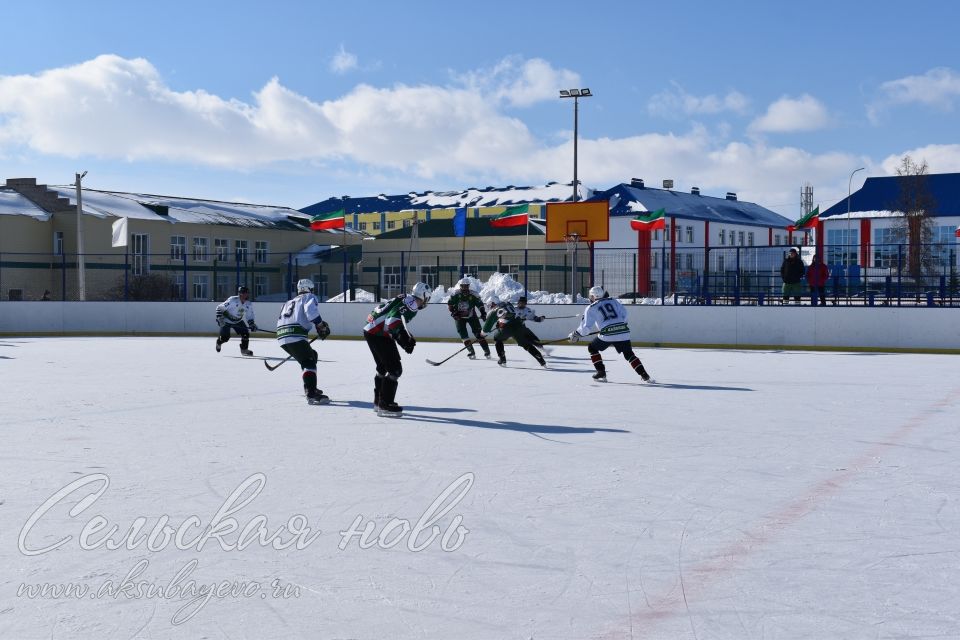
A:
1;243;958;306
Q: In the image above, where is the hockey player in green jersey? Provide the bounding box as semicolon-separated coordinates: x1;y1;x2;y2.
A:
363;281;430;417
447;278;491;359
481;295;546;368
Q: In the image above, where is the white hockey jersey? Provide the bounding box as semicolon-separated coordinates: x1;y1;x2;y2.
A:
216;296;255;326
576;296;631;342
276;293;323;345
515;306;542;323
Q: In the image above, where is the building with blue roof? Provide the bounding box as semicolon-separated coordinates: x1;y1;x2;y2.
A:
819;172;960;271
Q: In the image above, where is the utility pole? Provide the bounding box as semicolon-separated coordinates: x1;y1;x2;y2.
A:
75;171;87;301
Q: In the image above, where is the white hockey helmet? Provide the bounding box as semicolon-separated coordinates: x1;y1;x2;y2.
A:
296;278;315;294
588;285;606;301
457;277;471;291
411;281;431;301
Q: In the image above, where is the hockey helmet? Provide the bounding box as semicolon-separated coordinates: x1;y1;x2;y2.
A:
457;277;471;292
237;285;250;296
487;294;500;306
296;278;315;294
411;281;431;301
588;285;605;301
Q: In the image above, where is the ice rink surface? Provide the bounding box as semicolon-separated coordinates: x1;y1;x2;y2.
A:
2;335;959;639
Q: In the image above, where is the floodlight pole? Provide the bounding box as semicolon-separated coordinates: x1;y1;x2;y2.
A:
560;88;592;202
847;167;864;265
75;171;88;301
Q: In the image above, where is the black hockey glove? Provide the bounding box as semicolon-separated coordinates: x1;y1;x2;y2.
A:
315;321;331;340
534;315;544;322
396;329;415;354
216;311;225;327
247;321;258;332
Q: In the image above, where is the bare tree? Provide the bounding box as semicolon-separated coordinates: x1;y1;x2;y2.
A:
890;156;938;284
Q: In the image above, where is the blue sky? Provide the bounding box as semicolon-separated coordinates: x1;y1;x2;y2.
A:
1;0;958;216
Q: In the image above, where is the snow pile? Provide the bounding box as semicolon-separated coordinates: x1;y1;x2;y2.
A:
432;272;590;305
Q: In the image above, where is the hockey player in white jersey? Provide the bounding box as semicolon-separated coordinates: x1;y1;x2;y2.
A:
276;279;332;405
215;286;257;356
569;286;652;382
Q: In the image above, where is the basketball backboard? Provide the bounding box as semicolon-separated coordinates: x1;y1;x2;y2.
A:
544;201;609;243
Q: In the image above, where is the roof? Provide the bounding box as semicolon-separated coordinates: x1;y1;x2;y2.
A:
0;188;52;221
821;172;960;219
300;182;590;216
591;183;794;228
44;186;355;234
373;217;545;240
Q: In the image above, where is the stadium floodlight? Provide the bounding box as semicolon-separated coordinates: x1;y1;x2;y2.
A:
558;88;594;202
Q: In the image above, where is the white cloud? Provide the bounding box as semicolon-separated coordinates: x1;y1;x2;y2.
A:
0;54;903;214
869;67;960;123
881;144;960;174
648;82;750;118
329;45;358;74
749;94;830;133
457;56;580;108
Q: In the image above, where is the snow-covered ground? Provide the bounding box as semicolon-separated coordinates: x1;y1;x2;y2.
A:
2;336;959;639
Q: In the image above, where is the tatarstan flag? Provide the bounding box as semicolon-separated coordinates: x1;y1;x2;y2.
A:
630;208;665;231
489;204;529;228
955;225;960;238
787;205;819;232
311;209;345;231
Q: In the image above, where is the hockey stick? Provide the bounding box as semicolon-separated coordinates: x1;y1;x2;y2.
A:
539;314;581;320
425;341;473;367
264;336;317;371
537;330;599;347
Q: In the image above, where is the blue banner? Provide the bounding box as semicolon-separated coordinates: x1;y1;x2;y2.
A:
453;207;467;237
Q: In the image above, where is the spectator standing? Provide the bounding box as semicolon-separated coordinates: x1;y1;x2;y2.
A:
780;248;805;305
806;253;830;306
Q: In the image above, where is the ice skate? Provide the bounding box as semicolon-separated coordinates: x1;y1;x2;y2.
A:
592;371;607;382
306;389;330;405
467;353;476;360
377;402;403;418
215;338;222;353
497;357;507;367
638;366;651;382
241;348;254;356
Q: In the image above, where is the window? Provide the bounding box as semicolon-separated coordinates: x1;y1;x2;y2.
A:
193;237;209;261
932;225;957;268
170;236;186;260
419;266;438;289
719;229;726;246
255;274;268;297
387;220;396;230
192;274;209;300
53;231;64;256
382;265;402;296
372;221;381;231
717;254;725;272
359;222;368;231
826;228;858;266
461;265;479;280
685;226;693;243
747;232;754;246
131;233;149;276
738;231;745;246
255;241;268;264
403;219;412;228
501;264;520;281
686;254;694;269
173;273;185;299
774;233;781;246
234;240;248;263
653;229;659;241
873;227;901;269
216;274;230;299
651;252;658;268
215;238;230;261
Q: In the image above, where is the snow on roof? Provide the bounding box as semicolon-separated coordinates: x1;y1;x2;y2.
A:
0;188;52;221
47;186;314;231
301;182;590;217
595;183;793;227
